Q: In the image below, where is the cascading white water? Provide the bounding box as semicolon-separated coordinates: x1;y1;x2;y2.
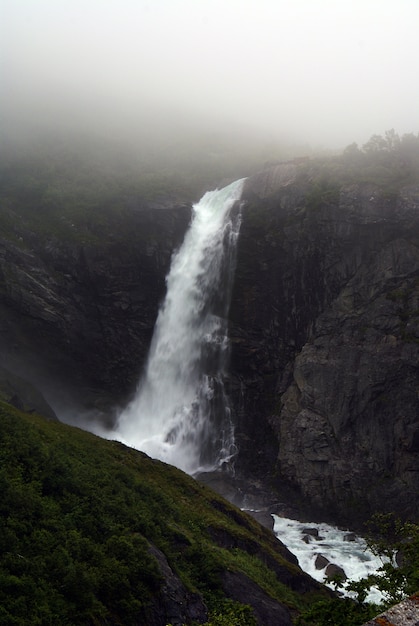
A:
273;516;388;603
114;178;245;474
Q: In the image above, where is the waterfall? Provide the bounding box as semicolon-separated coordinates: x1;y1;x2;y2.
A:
114;178;245;474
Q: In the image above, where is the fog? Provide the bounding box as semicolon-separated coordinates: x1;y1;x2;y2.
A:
2;0;419;153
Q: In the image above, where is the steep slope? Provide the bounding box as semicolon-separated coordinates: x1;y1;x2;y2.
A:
0;400;328;625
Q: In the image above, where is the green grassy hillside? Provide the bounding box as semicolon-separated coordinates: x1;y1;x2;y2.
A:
0;401;328;625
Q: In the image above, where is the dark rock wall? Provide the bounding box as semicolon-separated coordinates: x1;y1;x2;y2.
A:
229;166;419;524
0;203;191;414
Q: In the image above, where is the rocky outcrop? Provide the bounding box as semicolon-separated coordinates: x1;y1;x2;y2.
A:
229;164;419;524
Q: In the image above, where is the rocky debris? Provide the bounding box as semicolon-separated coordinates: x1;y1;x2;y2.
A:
302;527;322;540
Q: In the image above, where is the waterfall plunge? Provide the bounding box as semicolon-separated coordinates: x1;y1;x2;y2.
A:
115;179;245;474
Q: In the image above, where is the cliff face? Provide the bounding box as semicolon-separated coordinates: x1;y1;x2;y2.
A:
230;164;419;524
1;161;418;525
0;200;191;415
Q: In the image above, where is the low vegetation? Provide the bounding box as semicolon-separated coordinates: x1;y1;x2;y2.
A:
0;400;328;625
303;129;419;210
2;402;418;626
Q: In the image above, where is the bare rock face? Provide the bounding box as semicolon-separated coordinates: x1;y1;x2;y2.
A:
230;166;419;525
278;235;419;520
0;201;191;417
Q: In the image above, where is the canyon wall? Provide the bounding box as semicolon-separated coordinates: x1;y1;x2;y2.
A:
1;162;418;524
230;163;419;523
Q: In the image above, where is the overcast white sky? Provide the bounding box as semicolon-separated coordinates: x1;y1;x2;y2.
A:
2;0;419;150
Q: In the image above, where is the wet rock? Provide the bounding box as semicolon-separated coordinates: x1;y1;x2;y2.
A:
315;554;330;570
302;527;321;539
325;563;347;581
247;510;275;531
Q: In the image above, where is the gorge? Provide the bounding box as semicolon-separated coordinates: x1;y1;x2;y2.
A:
1;147;418;530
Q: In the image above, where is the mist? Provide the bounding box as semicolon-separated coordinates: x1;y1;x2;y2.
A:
2;0;419;157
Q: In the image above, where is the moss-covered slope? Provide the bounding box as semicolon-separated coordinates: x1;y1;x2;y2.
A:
0;401;328;626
